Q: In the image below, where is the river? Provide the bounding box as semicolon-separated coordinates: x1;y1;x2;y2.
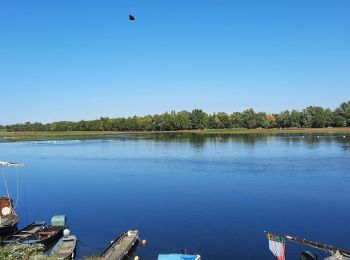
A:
0;133;349;259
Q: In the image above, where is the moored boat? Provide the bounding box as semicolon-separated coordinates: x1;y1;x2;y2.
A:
100;230;139;260
0;161;23;236
157;254;201;260
21;215;67;246
0;197;19;235
22;224;64;246
50;235;77;259
265;231;350;260
3;221;46;244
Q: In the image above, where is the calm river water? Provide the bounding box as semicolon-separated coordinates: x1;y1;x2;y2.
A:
0;134;349;259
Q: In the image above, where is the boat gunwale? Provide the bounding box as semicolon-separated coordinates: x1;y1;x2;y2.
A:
100;230;139;258
3;221;46;243
50;235;77;259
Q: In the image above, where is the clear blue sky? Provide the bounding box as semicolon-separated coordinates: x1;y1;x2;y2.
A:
0;0;349;124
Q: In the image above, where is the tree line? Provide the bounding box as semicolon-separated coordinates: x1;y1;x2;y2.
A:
3;101;350;132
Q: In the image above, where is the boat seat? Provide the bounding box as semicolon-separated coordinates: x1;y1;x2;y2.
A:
38;231;55;235
13;234;31;238
22;226;42;234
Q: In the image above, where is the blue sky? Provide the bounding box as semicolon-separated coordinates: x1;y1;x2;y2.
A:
0;0;349;124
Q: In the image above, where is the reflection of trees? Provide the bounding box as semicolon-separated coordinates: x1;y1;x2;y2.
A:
342;144;350;151
277;134;349;149
122;133;350;151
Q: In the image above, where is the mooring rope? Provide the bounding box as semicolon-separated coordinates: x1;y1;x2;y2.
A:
14;166;20;208
1;166;10;197
0;168;2;195
24;183;28;226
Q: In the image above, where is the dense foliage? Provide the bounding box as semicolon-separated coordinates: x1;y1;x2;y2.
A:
0;243;44;259
4;101;350;132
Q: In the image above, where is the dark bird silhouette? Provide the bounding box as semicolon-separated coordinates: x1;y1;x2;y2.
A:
129;15;135;21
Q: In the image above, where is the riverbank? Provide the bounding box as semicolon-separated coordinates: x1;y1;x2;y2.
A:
0;128;349;142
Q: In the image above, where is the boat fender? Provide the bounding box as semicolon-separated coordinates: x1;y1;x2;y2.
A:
134;256;139;260
141;239;147;246
63;228;70;236
1;207;11;216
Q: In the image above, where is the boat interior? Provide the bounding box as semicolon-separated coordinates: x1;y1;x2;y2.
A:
6;223;44;241
35;226;62;240
0;198;18;227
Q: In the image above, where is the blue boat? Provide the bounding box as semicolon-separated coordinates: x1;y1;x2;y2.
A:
157;254;201;260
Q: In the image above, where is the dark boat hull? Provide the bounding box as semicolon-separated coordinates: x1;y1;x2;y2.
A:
3;222;46;244
22;226;64;246
0;197;19;237
0;224;18;237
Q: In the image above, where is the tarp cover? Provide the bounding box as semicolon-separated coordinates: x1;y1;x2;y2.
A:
158;254;198;260
51;215;67;227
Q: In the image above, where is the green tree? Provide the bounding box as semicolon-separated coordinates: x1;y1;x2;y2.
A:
190;109;209;129
265;114;277;128
208;114;223;129
324;108;334;127
216;112;230;128
174;111;192;130
289;110;302;128
335;101;350;126
277;111;291;128
229;112;243;128
241;109;258;129
302;106;327;128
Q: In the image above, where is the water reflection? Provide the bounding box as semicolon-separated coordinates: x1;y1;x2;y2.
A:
1;132;349;149
137;133;350;149
0;133;349;259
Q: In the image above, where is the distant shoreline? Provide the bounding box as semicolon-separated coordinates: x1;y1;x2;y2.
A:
0;128;349;142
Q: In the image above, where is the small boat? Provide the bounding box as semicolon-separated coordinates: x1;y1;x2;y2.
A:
0;161;23;236
157;254;201;260
21;215;67;246
0;197;19;235
50;235;77;259
22;224;64;246
100;230;139;260
3;221;46;243
266;231;350;260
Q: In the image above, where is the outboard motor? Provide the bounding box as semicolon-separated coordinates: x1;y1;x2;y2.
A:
300;251;318;260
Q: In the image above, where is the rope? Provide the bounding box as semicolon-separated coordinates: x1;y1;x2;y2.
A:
1;166;9;197
0;168;2;195
14;167;20;208
24;184;28;226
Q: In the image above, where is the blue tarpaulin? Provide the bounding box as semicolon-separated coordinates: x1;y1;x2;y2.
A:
157;254;199;260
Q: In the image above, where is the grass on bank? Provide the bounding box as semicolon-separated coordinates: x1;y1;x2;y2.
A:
0;243;103;260
0;127;350;142
0;243;44;259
